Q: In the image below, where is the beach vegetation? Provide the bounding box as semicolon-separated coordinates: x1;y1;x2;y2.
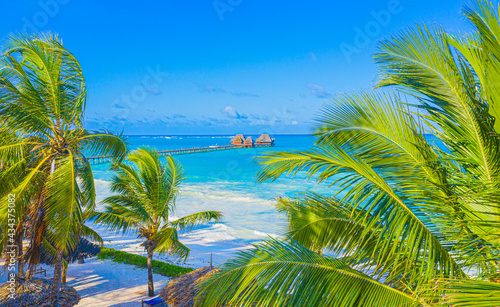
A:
97;247;193;277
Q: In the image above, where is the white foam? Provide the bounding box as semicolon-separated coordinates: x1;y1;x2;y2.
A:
181;184;275;205
182;224;237;243
91;175;279;254
94;179;112;208
253;230;271;237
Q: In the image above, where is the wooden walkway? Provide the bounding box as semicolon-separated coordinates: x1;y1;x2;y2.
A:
84;145;238;165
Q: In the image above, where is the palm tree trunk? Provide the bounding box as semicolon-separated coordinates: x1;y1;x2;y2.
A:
147;247;154;297
49;159;64;303
16;234;23;278
62;261;68;284
50;249;64;303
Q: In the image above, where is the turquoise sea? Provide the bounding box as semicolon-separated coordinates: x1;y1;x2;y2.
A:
91;135;330;246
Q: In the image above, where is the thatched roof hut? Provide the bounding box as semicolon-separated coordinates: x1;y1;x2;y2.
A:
231;134;245;146
256;134;274;144
159;266;219;307
244;136;254;147
0;278;80;307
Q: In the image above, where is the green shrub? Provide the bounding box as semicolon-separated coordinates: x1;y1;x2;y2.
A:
97;247;193;277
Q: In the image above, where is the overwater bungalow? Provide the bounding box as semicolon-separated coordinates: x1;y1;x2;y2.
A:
230;134;275;147
256;134;275;147
244;137;254;148
230;134;245;146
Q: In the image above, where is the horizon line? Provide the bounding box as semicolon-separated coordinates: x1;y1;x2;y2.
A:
123;133;313;136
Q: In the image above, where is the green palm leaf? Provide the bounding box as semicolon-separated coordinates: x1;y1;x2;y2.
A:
44;154;82;252
197;238;418;307
257;143;463;285
169;211;223;232
375;25;500;185
438;279;500;306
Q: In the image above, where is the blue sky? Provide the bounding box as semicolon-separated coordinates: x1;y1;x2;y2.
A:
1;0;473;135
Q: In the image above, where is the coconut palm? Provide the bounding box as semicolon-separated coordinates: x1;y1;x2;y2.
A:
197;1;500;306
0;33;127;303
93;148;222;297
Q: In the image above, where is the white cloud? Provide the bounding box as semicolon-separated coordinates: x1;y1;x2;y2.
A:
222;105;240;118
307;84;333;98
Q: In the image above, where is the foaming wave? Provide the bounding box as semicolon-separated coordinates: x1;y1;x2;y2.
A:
181;190;273;205
182;224;237;242
94;179;112;210
181;184;275;205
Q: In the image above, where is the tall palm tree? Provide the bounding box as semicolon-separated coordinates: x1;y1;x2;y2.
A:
0;33;127;303
93;148;222;297
197;1;500;306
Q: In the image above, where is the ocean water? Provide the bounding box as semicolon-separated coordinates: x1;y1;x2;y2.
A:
91;135;330;245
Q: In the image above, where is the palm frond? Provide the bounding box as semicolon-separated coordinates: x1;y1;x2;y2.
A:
169;211;223;232
78;131;128;163
128;150;185;218
257;145;463;286
0;32;87;133
458;1;500;133
80;224;103;246
197;238;418;307
44;153;82;252
276;192;364;253
78;160;96;215
426;279;500;306
152;227;190;260
91;209;140;234
375;24;500;185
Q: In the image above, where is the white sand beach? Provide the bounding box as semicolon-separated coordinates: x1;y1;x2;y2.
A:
0;224;251;306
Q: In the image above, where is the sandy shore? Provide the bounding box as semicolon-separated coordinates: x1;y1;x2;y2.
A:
0;223;252;306
31;259;171;307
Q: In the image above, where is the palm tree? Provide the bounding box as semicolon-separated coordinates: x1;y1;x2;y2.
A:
0;33;127;303
93;148;222;297
197;1;500;306
40;202;105;284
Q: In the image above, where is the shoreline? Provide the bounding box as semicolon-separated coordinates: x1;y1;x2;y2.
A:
92;224;252;269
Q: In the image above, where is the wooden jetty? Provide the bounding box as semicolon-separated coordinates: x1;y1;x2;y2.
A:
84;145;237;165
83;134;274;165
157;145;236;156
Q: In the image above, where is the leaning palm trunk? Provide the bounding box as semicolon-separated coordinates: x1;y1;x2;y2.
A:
49;158;62;302
50;250;64;303
147;246;154;296
62;262;68;284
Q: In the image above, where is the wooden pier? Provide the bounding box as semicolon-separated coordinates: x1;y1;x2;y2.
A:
83;145;238;165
